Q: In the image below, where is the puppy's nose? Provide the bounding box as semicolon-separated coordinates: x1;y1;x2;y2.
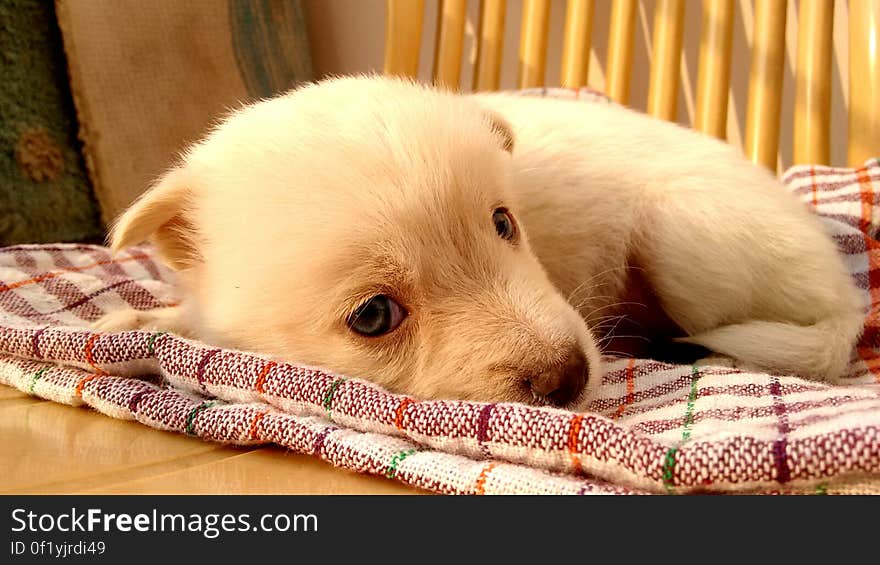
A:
528;347;588;407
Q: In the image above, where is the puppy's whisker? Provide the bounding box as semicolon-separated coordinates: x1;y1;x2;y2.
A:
594;316;647;332
566;279;611;303
600;350;633;357
598;315;628;340
588;315;628;332
565;266;636;303
592;300;647;311
585;301;648;320
571;294;620;311
589;314;626;324
597;334;651;346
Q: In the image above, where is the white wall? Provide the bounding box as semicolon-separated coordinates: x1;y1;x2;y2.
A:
303;0;852;171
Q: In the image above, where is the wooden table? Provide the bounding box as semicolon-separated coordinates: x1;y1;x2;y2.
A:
0;385;422;494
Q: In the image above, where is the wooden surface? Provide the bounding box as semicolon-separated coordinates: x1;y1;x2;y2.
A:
695;0;735;139
848;0;880;167
605;0;637;104
744;0;788;170
793;0;833;165
0;385;421;494
383;0;425;78
647;0;685;121
560;0;594;88
517;0;551;88
473;0;507;91
433;0;467;88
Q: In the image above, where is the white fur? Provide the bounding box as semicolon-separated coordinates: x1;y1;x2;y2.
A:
99;76;864;406
473;91;863;380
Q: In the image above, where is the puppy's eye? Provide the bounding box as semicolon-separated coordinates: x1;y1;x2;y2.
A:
493;207;516;241
347;295;408;337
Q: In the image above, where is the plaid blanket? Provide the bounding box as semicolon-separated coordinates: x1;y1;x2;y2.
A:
1;103;879;495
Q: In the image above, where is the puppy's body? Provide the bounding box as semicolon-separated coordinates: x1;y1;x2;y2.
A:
99;76;863;406
474;92;864;378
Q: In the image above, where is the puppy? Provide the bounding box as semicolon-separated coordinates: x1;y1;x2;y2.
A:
97;75;864;408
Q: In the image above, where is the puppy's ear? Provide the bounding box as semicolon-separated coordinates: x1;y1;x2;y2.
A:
483;111;515;154
109;167;200;270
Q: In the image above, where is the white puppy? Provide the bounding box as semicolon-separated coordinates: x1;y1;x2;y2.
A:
97;76;864;407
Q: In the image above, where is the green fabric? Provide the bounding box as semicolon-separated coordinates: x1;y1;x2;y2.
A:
0;0;100;245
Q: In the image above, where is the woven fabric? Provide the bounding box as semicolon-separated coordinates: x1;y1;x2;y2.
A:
55;0;312;225
1;103;879;495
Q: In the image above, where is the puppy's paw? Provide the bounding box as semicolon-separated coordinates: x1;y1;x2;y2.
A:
93;309;151;332
693;353;737;369
92;306;190;336
693;352;770;375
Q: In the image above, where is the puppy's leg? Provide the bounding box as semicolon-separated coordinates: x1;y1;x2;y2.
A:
678;316;863;379
636;182;864;380
93;306;192;337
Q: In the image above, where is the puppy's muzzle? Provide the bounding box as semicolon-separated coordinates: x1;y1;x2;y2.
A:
526;347;587;407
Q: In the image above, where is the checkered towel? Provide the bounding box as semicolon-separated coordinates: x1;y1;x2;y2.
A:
2;99;879;495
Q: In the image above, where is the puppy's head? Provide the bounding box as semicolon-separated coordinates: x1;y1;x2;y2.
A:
112;76;601;407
